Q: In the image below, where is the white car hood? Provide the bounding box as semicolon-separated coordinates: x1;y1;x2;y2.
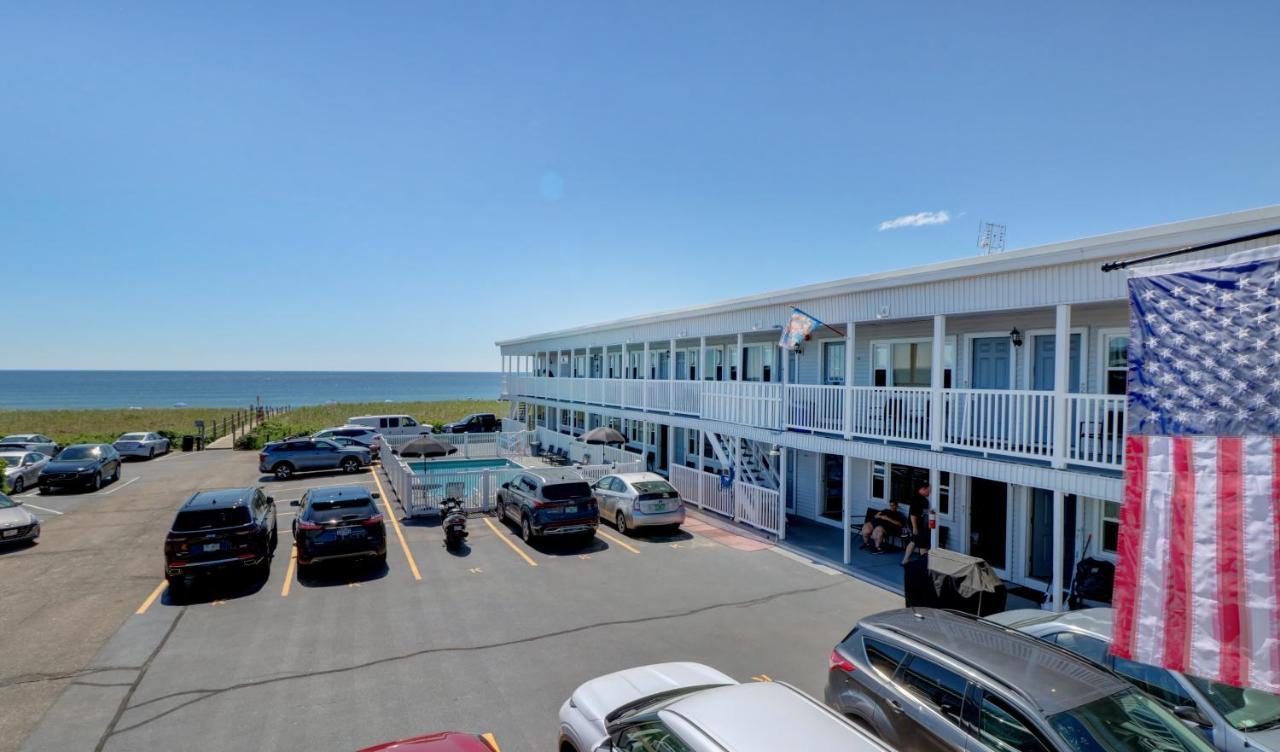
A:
571;662;736;723
1244;725;1280;752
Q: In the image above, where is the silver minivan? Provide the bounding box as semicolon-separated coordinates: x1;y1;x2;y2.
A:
345;414;434;437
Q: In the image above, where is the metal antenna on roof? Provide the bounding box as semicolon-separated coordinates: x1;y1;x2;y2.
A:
978;221;1006;254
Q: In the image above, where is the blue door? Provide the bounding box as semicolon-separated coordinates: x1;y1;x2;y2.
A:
970;337;1011;389
1031;334;1082;392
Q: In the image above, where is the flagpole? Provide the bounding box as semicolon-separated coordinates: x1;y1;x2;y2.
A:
1100;227;1280;272
789;306;844;338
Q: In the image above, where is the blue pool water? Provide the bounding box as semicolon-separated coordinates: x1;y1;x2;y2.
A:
409;458;520;474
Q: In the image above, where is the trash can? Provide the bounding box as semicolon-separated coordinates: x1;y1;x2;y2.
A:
181;435;195;452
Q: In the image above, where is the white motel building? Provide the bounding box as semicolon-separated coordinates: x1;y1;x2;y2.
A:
496;204;1280;603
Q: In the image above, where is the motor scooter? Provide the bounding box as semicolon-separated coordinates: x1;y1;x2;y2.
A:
441;497;469;550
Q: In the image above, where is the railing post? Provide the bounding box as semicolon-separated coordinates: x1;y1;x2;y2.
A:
930;315;946;451
642;342;650;411
669;338;676;414
844;322;855;439
777;445;787;540
1052;304;1071;469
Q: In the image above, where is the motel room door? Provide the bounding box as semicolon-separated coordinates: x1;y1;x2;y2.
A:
970;337;1011;389
968;477;1009;574
1028;489;1076;582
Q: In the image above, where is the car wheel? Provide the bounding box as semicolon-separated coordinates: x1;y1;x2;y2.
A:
92;472;102;491
148;447;154;459
112;464;120;482
12;477;23;494
340;457;359;473
495;498;505;521
616;511;628;535
521;516;534;543
846;715;878;738
271;526;278;551
166;576;186;602
273;462;294;480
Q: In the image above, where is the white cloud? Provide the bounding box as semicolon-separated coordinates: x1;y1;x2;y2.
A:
878;210;951;231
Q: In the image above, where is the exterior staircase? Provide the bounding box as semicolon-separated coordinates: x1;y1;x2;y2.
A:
705;432;779;490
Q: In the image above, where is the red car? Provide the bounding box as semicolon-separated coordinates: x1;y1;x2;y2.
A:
358;732;498;752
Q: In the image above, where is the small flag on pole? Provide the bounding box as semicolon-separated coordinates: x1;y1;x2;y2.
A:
780;308;821;351
1111;243;1280;693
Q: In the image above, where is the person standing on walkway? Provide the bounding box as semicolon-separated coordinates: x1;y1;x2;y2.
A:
902;484;931;565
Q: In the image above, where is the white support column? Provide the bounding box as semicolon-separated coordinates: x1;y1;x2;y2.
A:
1052;488;1065;611
699;335;707;417
642;342;650;411
666;423;674;474
777;446;788;540
1052;304;1071;468
735;333;743;381
929;466;941;550
842;454;854;564
698;426;705;473
669;337;676;413
930;314;946;451
843;322;855;439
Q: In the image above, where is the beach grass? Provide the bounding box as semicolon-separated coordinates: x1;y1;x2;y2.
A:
0;400;507;449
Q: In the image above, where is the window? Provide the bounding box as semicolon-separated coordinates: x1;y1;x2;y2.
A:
871;339;955;387
1101;501;1121;554
871;461;887;500
403;417;417;427
938;471;951;516
1045;631;1109;665
894;341;932;387
899;655;967;723
862;637;906;678
687;430;698;455
173;507;251;531
1103;332;1129;395
615;721;692;752
823;341;846;385
1111;657;1197;709
978;693;1051;752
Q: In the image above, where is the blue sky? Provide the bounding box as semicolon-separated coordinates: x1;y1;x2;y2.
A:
5;1;1278;371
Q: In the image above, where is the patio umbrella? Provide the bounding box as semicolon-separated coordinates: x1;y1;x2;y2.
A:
397;436;458;458
580;426;627;445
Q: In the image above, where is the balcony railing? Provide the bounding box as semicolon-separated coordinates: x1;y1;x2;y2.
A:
505;375;1128;470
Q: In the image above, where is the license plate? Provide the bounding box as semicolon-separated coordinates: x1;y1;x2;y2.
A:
2;529;17;538
652;503;667;512
202;543;221;552
337;527;363;538
562;506;577;514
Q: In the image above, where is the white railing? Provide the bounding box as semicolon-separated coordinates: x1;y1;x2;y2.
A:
846;386;932;443
669;464;701;507
702;381;783;430
943;389;1055;460
1067;394;1127;469
506;376;1127;470
786;384;844;433
734;480;781;535
382;431;531;459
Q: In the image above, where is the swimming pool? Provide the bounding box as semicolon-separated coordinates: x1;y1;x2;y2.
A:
409;457;521;474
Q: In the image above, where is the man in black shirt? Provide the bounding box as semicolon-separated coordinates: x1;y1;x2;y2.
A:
860;499;906;554
901;484;931;565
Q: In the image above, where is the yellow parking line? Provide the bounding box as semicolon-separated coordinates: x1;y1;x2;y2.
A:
281;547;297;597
371;470;422;581
481;517;537;567
136;580;168;614
481;732;500;750
597;529;641;555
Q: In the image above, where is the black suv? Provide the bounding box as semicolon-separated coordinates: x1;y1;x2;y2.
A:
441;413;499;433
496;469;598;543
292;485;386;573
164;487;278;593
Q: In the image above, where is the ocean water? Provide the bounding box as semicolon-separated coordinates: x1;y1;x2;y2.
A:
0;371;502;410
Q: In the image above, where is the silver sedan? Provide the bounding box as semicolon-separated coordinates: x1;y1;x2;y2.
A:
0;434;59;457
0;492;39;545
1;451;49;495
113;432;171;459
591;471;685;534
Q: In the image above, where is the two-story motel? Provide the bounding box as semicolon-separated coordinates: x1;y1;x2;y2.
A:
496;205;1280;606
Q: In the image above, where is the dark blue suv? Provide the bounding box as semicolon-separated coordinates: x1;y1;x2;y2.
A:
496;469;598;543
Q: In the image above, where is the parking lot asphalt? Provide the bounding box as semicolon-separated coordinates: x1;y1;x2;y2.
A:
5;451;903;752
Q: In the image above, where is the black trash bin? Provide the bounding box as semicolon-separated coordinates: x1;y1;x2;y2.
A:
181;435;195;452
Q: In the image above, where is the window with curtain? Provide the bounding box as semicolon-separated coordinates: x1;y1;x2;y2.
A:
1104;334;1129;395
823;341;846;385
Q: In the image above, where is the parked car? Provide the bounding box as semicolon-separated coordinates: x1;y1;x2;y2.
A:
826;607;1215;752
987;607;1280;751
346;414;434;437
38;444;121;493
440;413;498;434
0;450;49;494
258;438;371;480
591;471;684;534
312;425;382;455
113;432;171;459
496;469;597;543
164;487;277;593
292;485;386;573
560;661;889;752
0;434;59;457
0;492;40;545
357;732;497;752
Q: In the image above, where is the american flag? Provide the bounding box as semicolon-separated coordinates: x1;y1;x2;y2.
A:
1111;244;1280;693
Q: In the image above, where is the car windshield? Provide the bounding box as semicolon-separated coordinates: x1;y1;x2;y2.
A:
633;480;677;498
309;497;375;522
0;493;16;509
173;507;251;531
1;435;31;443
57;446;100;460
1050;690;1215;752
0;454;25;465
543;482;592;501
1185;676;1280;731
118;434;147;441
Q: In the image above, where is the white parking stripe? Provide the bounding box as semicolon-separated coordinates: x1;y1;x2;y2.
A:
20;502;64;516
97;477;139;496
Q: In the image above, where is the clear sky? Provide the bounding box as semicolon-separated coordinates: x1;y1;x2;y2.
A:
5;1;1278;371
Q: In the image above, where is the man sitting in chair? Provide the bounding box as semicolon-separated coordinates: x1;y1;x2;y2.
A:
860;500;906;554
